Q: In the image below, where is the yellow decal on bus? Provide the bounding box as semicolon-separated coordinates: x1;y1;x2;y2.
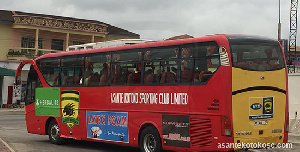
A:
61;90;80;129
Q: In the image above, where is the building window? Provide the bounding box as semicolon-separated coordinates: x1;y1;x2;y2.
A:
21;37;35;48
38;39;43;49
21;37;43;48
21;37;43;54
51;39;64;51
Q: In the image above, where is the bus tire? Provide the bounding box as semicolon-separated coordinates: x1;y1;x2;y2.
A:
48;119;64;145
139;126;162;152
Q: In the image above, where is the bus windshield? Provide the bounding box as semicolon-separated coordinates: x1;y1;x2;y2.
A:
231;43;285;71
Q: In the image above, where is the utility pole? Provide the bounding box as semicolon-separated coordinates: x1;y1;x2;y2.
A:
278;0;281;40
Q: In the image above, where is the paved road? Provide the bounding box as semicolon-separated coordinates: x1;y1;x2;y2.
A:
1;108;300;152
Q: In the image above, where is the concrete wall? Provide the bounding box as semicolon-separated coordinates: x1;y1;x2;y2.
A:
288;74;300;132
288;74;300;119
0;23;12;60
10;28;36;48
1;76;14;105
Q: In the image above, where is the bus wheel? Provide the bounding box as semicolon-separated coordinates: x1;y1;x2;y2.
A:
48;119;64;145
139;126;162;152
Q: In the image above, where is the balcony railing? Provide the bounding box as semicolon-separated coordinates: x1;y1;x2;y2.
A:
7;48;64;60
13;15;108;34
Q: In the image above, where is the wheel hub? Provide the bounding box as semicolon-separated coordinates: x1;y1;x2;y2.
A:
50;124;60;140
143;134;156;152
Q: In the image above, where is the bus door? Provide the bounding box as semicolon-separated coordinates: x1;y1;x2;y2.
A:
25;65;41;105
24;65;44;134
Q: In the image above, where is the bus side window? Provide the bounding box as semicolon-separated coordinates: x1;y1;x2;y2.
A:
25;66;41;105
127;63;141;84
99;63;109;86
180;42;220;83
144;47;178;84
37;58;60;86
112;51;142;85
85;54;110;86
160;62;176;84
61;56;83;86
180;60;194;83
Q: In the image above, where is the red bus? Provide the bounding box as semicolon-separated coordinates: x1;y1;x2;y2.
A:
15;34;288;151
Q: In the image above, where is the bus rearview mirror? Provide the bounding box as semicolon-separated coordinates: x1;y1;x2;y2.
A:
16;76;21;85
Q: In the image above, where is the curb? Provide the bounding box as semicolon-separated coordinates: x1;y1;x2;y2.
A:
0;138;15;152
0;108;24;112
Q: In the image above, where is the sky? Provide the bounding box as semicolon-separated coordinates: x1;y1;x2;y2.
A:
0;0;292;41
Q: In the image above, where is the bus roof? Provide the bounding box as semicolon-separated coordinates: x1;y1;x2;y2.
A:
66;39;153;52
225;35;278;44
36;34;277;60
